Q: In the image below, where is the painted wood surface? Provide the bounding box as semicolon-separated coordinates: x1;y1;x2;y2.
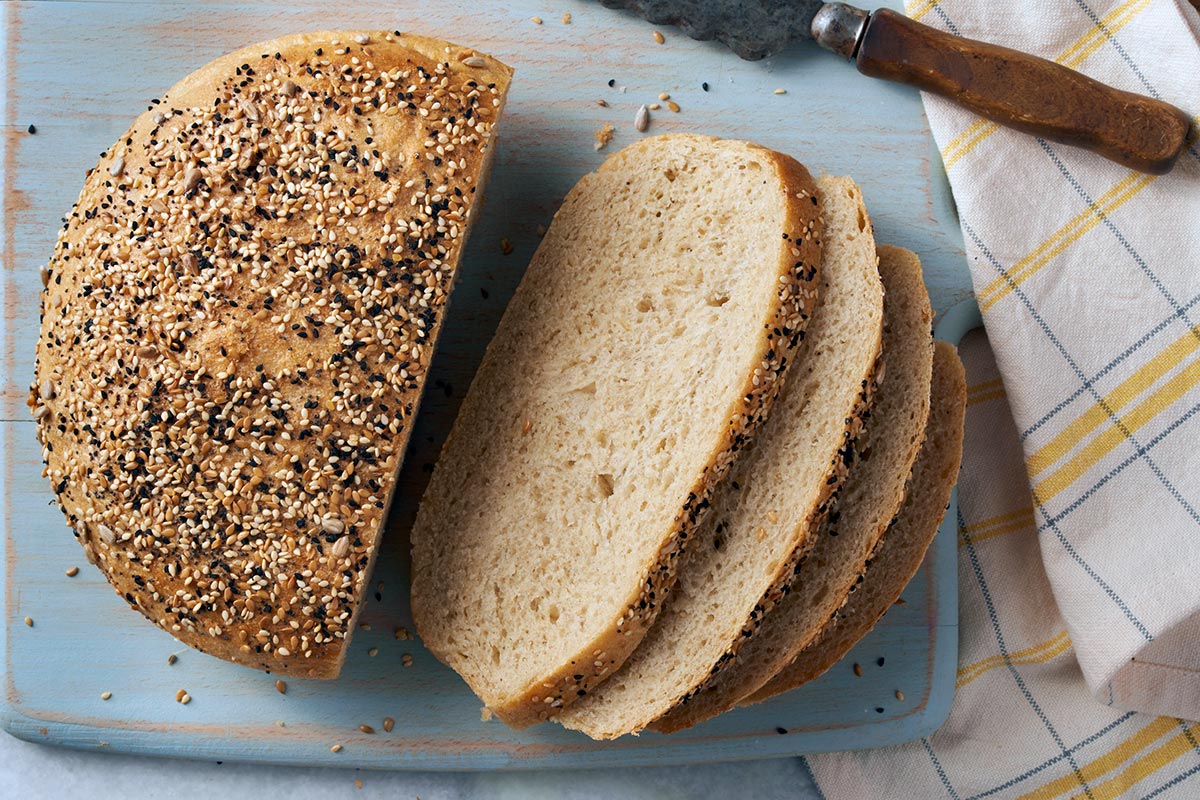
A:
0;0;972;770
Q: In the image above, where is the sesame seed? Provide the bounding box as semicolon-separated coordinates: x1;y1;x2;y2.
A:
702;82;709;91
331;744;343;753
532;16;543;24
634;105;649;132
383;716;395;732
667;101;680;113
23;617;32;627
26;124;36;134
653;30;665;44
101;692;112;701
774;88;787;95
562;12;571;23
499;237;514;255
853;662;862;676
895;690;904;701
167;654;178;665
65;566;79;577
359;724;375;734
596;98;609;107
401;653;413;667
275;679;287;694
354;34;370;44
648;103;661;110
368;647;378;657
877;657;886;667
658;92;670;101
775;726;787;735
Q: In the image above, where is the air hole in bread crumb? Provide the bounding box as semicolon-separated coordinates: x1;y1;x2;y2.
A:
572;381;597;395
597;473;615;498
491;645;501;665
636;297;654;312
548;605;560;623
707;292;730;308
663;168;676;182
857;205;868;231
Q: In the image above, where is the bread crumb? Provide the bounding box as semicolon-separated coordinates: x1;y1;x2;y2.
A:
774;88;787;95
594;123;615;151
402;653;414;667
354;779;363;790
481;707;494;721
394;626;412;641
562;12;571;24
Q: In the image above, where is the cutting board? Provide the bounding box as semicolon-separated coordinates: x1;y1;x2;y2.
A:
0;0;973;770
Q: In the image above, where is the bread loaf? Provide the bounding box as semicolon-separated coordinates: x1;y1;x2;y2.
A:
410;134;823;727
30;31;512;677
744;340;966;703
653;243;934;733
557;174;883;739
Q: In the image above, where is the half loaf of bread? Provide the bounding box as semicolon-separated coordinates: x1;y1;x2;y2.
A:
653;242;934;733
557;174;883;740
410;134;823;727
744;340;966;704
30;31;512;677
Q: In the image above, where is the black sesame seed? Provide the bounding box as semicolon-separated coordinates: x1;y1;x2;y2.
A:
27;124;36;134
775;726;787;735
702;82;709;92
875;707;885;714
876;657;885;667
607;78;616;87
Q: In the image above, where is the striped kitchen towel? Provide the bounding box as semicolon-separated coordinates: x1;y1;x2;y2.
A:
808;0;1200;797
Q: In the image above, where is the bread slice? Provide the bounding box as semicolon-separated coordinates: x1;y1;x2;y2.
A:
410;135;823;727
29;31;512;678
743;341;966;704
652;243;934;733
556;175;883;740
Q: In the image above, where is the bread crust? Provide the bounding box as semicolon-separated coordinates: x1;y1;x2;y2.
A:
743;340;965;702
410;135;823;727
30;31;511;677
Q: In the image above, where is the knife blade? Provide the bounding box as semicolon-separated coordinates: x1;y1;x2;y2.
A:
599;0;1191;174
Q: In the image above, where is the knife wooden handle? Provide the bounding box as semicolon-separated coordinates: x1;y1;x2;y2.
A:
854;8;1191;174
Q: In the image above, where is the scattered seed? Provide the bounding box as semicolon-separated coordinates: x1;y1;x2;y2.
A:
360;622;372;631
596;98;609;107
135;345;159;361
368;647;379;657
276;720;286;728
702;82;709;92
634;105;650;132
667;101;680;113
774;88;787;95
659;92;670;101
536;224;547;237
401;653;414;667
331;744;343;753
167;654;178;665
27;124;36;134
853;662;863;677
331;535;351;558
354;33;370;44
275;679;287;694
24;617;33;627
462;55;488;67
895;690;904;701
894;597;907;606
359;724;376;734
875;707;885;714
40;266;50;287
653;30;665;44
394;626;412;640
775;726;787;735
65;566;79;577
108;157;124;177
877;657;886;667
180;692;192;705
607;78;616;88
383;717;395;732
562;12;571;24
648;103;661;110
101;692;112;701
532;16;543;24
499;237;514;255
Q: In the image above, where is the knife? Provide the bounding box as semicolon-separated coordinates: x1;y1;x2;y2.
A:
598;0;1191;174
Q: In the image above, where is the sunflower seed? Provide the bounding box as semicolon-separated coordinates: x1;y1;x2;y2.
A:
462;56;488;68
634;105;649;132
322;515;345;535
331;535;351;558
97;524;116;545
182;168;203;192
109;157;124;177
281;80;299;97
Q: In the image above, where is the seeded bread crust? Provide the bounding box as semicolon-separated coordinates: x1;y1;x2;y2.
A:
743;341;966;703
653;242;935;734
557;175;882;739
29;31;511;678
410;135;823;727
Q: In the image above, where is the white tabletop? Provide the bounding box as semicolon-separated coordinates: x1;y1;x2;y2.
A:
1;730;822;799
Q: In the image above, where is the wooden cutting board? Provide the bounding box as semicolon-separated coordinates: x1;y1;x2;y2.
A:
0;0;972;770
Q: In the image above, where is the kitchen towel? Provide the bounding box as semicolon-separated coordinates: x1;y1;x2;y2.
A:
808;0;1200;797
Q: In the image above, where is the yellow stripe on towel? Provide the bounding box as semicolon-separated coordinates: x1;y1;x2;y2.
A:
956;631;1071;688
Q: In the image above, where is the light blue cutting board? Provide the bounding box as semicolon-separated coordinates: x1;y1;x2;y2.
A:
0;0;975;770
